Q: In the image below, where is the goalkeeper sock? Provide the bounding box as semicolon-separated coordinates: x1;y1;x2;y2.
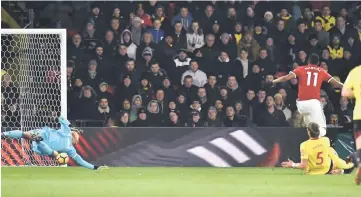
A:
3;130;24;138
36;141;54;156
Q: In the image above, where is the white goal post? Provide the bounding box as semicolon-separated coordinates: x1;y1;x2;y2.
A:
1;29;67;166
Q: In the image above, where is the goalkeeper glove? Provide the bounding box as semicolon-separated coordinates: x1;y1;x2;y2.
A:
70;127;84;134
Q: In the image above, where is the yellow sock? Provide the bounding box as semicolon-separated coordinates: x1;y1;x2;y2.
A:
328;147;354;169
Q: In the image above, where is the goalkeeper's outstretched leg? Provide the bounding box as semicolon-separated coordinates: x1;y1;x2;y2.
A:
3;129;43;141
3;129;60;157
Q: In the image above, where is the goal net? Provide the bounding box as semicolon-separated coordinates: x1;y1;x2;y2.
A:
1;29;67;166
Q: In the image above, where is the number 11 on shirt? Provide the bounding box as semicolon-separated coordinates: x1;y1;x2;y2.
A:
306;72;318;87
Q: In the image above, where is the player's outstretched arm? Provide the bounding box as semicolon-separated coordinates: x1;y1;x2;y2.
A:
281;159;308;169
328;78;344;89
272;73;295;85
58;116;71;133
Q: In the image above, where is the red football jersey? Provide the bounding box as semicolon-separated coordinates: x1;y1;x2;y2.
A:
290;64;332;101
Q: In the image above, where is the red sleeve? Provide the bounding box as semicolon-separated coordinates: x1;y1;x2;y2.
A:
143;15;153;27
290;67;301;78
321;69;333;83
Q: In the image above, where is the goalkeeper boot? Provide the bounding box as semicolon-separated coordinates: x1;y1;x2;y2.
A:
31;133;43;142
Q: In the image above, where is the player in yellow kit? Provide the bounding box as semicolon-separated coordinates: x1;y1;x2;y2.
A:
342;65;361;185
281;122;354;175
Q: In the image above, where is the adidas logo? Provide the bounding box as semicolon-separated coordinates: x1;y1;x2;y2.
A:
187;130;267;167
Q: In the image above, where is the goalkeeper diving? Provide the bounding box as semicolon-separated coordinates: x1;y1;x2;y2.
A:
2;116;107;170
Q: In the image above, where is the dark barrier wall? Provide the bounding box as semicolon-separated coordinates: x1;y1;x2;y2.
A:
71;127;310;167
1;127;344;167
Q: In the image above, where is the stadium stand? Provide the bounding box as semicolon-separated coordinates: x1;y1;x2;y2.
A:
2;1;361;128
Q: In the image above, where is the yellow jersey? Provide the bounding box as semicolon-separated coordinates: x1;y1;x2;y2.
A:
315;15;335;32
300;137;332;175
344;66;361;120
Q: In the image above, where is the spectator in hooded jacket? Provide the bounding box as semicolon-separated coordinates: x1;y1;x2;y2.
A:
147;19;165;44
147;100;163;126
120;29;137;60
130;95;143;122
172;6;193;32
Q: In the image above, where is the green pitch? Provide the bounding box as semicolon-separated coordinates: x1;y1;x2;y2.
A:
2;167;359;197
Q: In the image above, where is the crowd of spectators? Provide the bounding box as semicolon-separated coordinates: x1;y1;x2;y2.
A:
3;1;361;128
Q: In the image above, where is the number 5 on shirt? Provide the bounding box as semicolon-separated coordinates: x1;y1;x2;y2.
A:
316;151;324;165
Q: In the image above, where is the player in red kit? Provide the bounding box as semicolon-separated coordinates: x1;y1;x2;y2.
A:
271;54;343;136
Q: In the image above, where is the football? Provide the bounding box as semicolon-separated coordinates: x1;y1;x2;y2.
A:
56;153;69;165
